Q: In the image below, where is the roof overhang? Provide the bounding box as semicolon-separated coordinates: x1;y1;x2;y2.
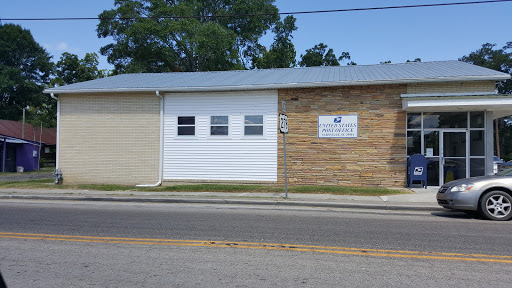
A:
0;136;31;144
44;75;510;94
402;93;512;119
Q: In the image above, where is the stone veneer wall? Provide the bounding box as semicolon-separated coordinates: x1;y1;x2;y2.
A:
278;85;407;187
59;92;160;185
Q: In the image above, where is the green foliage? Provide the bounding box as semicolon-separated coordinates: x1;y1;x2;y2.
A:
97;0;280;73
52;52;107;86
250;15;297;69
460;42;512;94
406;58;421;62
460;42;512;159
298;43;351;67
30;52;108;128
0;24;53;122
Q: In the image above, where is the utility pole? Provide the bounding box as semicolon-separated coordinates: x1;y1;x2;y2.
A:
22;107;26;139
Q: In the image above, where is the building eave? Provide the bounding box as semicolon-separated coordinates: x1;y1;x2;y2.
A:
44;75;510;94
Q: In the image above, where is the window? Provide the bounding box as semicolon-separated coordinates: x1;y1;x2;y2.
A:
407;113;421;129
406;131;421;156
470;131;484;156
177;116;195;136
211;116;229;136
244;115;263;136
423;112;467;129
470;111;484;128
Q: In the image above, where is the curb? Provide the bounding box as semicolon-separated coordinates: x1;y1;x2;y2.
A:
0;195;445;212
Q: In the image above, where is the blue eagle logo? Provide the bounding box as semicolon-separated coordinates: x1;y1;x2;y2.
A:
334;117;342;123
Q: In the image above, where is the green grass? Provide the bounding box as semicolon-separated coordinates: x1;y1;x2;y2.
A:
0;166;55;175
0;178;53;186
0;179;410;196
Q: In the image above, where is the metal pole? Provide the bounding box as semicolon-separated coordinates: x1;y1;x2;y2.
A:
2;139;6;172
281;100;288;199
39;122;42;171
22;108;25;139
284;132;287;199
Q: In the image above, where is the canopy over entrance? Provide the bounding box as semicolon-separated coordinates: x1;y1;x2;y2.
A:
402;92;512;119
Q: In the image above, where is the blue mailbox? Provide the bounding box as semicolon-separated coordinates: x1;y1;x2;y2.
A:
408;154;427;188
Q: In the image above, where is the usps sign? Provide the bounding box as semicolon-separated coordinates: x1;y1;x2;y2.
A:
413;167;424;175
318;115;358;138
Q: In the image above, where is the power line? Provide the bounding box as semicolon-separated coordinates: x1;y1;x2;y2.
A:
1;0;511;21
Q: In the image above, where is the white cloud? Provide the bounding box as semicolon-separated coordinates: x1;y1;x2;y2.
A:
57;42;69;51
42;42;81;59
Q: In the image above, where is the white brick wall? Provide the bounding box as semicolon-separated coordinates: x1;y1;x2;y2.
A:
59;93;160;185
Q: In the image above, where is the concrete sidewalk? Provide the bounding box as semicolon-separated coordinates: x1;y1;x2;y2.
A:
0;186;444;212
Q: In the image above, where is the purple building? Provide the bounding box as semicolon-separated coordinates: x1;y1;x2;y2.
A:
0;120;56;172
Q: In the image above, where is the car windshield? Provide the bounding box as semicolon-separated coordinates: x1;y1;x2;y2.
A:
496;168;512;176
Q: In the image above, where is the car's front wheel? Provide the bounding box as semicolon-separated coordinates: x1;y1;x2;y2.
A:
480;191;512;221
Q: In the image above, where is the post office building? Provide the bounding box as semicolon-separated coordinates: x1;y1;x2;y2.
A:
44;61;512;187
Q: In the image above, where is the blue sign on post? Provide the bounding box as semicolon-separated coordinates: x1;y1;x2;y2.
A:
408;154;427;188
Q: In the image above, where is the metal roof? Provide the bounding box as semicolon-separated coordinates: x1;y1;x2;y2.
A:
44;60;511;94
0;119;57;145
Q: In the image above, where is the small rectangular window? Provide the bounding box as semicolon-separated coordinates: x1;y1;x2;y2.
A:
177;116;195;136
470;111;484;128
423;112;467;129
470;130;484;156
407;131;421;156
407;113;421;129
244;115;263;136
211;116;229;136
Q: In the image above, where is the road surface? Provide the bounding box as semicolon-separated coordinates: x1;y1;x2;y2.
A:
1;200;511;287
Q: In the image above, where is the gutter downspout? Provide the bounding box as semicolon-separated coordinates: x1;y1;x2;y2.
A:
137;91;163;187
50;93;59;170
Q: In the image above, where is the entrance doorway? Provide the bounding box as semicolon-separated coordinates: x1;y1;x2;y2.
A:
424;130;468;186
407;111;487;187
0;144;17;172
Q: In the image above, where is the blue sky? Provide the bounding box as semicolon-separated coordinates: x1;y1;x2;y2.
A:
2;0;511;70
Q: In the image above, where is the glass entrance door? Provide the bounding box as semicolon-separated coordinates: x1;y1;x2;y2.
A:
424;130;468;186
424;131;440;187
442;131;467;184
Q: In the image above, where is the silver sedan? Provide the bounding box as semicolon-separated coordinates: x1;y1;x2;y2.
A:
437;168;512;220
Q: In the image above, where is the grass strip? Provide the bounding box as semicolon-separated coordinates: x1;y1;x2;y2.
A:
0;167;55;175
0;179;409;196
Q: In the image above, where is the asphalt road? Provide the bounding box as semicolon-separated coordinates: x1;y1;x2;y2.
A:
1;200;512;287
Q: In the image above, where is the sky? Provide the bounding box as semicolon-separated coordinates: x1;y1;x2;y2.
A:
2;0;511;70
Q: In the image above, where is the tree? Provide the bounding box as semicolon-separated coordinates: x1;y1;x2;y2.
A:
460;42;512;94
97;0;280;73
460;42;512;160
298;43;351;67
250;15;297;69
407;58;422;63
52;52;107;86
0;24;53;122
